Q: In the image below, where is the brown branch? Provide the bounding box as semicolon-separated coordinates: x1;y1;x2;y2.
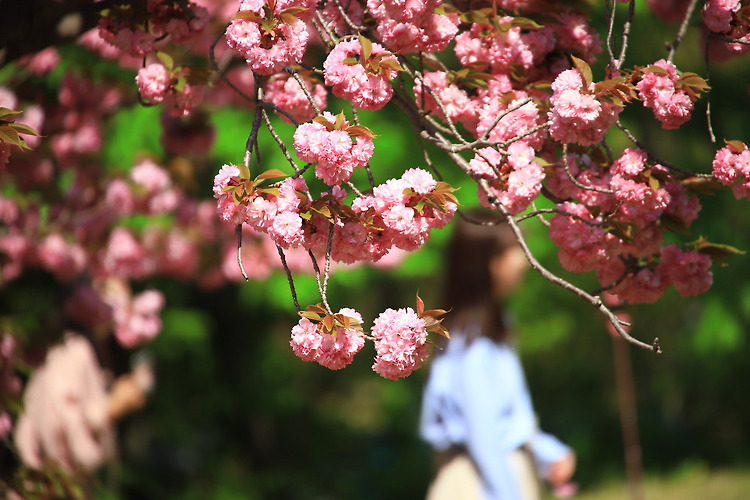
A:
667;0;700;62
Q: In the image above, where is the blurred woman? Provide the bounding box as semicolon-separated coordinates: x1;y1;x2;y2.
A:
419;209;576;500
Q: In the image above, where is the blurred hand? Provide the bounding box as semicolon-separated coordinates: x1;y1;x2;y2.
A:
547;452;576;485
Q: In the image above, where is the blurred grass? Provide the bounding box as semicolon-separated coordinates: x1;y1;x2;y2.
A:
558;467;750;500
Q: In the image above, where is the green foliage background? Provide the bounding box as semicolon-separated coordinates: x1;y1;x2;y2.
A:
6;2;750;499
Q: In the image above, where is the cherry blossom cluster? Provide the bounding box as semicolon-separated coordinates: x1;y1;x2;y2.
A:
547;146;710;304
293;112;374;185
712;140;750;200
371;307;430;380
290;307;365;370
547;68;622;146
98;0;209;57
323;37;401;111
290;299;446;379
367;0;458;54
635;59;697;130
136;61;205;117
470;142;545;215
224;0;315;75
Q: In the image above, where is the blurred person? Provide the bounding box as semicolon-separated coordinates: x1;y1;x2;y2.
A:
419;209;577;500
13;333;153;476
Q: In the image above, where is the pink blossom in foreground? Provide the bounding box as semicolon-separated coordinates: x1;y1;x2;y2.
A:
225;1;310;75
475;95;546;149
712;141;750;200
371;307;429;380
549;202;613;273
660;244;713;297
367;0;458;54
548;69;621;146
323;39;398;110
636;59;695;130
608;264;670;304
290;308;365;369
454;18;555;74
702;0;741;33
472;142;545;215
293;112;374;185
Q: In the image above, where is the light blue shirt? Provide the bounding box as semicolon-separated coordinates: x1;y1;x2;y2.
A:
419;332;570;500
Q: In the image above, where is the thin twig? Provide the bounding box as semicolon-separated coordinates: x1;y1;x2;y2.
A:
322;221;335;299
313;11;338;48
667;0;700;62
308;249;334;315
617;0;635;69
332;0;366;32
515;207;602;228
236;224;249;281
276;244;302;313
704;35;717;143
261;109;303;173
244;81;265;172
562;144;615;194
401;58;470;145
283;65;322;116
479;98;534;143
605;0;617;66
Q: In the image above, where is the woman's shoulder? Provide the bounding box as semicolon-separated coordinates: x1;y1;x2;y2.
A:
464;337;517;365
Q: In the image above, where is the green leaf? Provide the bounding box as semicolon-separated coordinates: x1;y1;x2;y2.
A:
334;111;346;129
156;51;174;70
254;168;287;183
0;126;22;147
693;239;745;264
379;58;405;72
510;17;543;30
571;55;593;88
434;4;461;15
237;162;251;180
346;125;377;139
725;139;747;153
359;33;373;61
0;107;22;121
232;9;263;21
313;116;336;130
10;123;40;136
677;72;710;92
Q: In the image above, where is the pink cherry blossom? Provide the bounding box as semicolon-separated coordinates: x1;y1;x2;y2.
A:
371;307;429;380
636;59;696;130
323;40;398;111
290;308;365;369
660;244;713;297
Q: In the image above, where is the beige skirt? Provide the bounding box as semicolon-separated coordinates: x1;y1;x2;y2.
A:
426;447;541;500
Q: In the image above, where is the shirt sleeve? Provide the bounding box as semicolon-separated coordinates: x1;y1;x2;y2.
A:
528;430;571;480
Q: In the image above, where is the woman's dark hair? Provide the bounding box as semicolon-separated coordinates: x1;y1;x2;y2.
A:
438;209;519;349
